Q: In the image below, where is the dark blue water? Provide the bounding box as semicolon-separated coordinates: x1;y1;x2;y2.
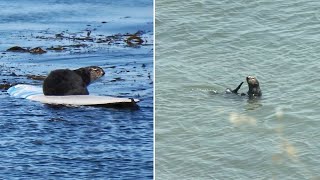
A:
0;0;153;179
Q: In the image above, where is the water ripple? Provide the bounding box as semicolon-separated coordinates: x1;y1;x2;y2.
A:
156;0;320;179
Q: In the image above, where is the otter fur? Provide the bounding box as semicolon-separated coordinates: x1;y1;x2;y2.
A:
43;66;105;96
246;76;262;97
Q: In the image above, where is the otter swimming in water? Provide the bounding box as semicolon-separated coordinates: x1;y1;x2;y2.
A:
246;76;262;97
43;66;105;96
225;76;262;97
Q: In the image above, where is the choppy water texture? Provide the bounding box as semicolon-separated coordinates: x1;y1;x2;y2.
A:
156;0;320;179
0;0;153;179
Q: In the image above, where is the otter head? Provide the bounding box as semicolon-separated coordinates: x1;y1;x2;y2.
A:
74;66;105;85
246;76;262;97
246;76;259;86
87;66;105;82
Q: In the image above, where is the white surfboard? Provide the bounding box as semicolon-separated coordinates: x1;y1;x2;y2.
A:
7;84;139;107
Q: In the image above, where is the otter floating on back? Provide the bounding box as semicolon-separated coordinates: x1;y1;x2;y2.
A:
246;76;262;97
225;76;262;97
43;66;105;96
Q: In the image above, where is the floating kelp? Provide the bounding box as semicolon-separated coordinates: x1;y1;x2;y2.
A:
73;37;94;41
6;46;28;52
34;29;150;47
0;82;15;90
66;44;88;48
111;77;126;82
26;74;47;80
55;33;64;38
7;46;47;54
125;35;144;46
29;47;47;54
47;46;66;51
5;29;152;56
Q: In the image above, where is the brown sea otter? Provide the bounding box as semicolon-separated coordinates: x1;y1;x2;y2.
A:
225;76;262;97
246;76;262;97
43;66;105;96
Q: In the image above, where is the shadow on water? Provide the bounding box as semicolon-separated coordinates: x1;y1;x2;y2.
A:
44;101;141;110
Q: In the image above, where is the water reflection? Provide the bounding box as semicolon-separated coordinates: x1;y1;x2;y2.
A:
272;107;299;166
245;98;263;111
229;112;257;126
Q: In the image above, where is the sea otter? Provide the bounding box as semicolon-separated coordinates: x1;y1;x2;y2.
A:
225;76;262;97
246;76;262;97
43;66;105;96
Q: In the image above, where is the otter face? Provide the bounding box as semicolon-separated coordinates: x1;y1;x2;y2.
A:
246;76;259;86
87;66;105;82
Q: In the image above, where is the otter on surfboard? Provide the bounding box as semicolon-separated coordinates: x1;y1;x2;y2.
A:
43;66;105;96
7;66;139;107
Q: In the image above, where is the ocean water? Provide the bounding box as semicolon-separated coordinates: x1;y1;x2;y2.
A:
0;0;153;179
156;0;320;179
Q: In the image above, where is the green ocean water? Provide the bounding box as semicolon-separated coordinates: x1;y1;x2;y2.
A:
156;0;320;179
